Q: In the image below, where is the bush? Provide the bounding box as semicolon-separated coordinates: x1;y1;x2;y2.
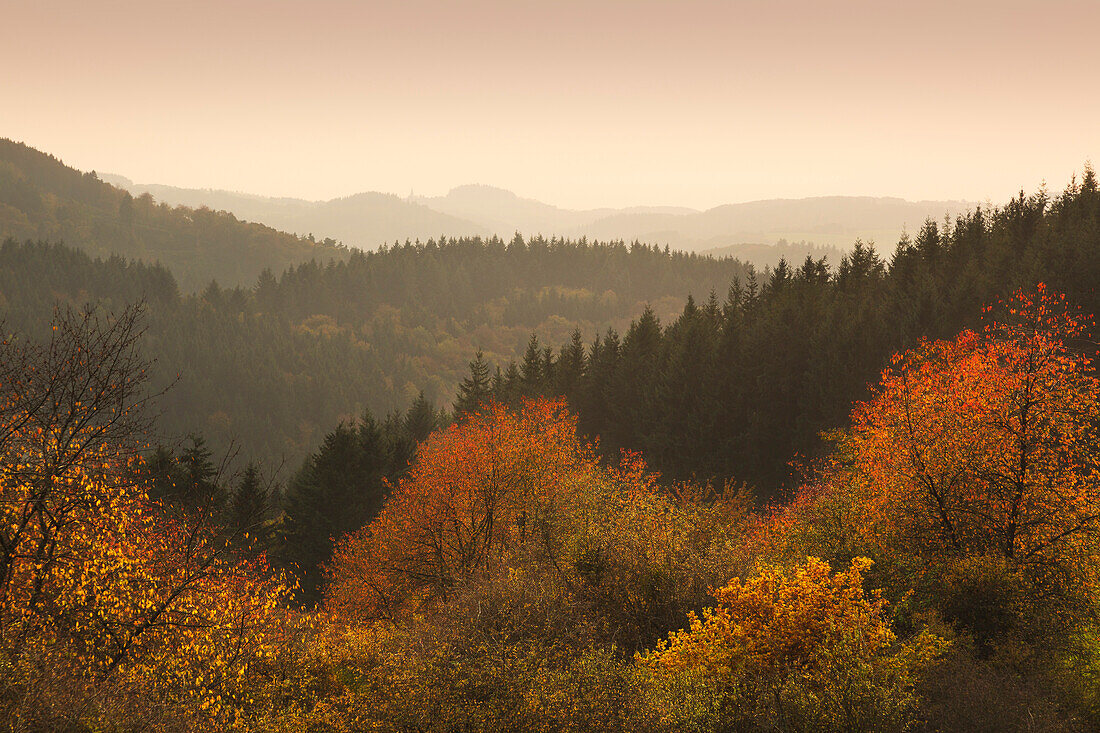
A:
639;558;947;733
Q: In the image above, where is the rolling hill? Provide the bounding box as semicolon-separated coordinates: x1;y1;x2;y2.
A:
103;173;975;267
106;176;490;249
0;139;345;290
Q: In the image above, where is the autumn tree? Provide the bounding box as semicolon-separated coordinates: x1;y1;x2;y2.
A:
325;396;753;658
0;306;291;730
0;305;156;620
640;558;945;733
834;286;1100;635
325;398;598;620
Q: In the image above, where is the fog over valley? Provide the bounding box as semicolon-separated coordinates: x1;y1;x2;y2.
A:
104;172;976;267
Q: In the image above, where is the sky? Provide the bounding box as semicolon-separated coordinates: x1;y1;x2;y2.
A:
3;0;1097;210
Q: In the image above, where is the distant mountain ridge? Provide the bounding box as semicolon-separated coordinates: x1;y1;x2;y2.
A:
104;176;489;248
576;195;976;253
412;184;696;238
105;175;977;268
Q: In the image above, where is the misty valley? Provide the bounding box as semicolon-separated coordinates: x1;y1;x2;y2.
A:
2;135;1100;731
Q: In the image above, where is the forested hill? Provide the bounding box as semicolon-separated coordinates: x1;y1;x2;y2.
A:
0;235;752;470
0;139;346;290
478;169;1100;493
107;178;491;250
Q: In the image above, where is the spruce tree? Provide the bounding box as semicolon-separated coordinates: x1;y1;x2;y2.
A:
554;329;587;399
501;363;523;405
519;334;543;396
280;400;445;605
454;349;492;417
229;462;271;550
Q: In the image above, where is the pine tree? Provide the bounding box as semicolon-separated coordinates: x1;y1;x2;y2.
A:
178;435;225;514
541;347;555;391
501;362;523;406
454;349;492;417
554;329;587;399
519;335;543;396
144;445;179;506
229;462;270;549
404;391;442;444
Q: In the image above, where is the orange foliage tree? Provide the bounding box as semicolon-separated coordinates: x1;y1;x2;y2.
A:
326;395;752;656
787;285;1100;638
850;286;1099;562
325;397;600;620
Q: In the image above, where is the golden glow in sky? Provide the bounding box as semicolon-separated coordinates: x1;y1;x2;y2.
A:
4;0;1097;209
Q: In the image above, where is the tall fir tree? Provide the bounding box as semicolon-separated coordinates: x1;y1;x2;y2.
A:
519;334;544;397
453;349;492;417
229;462;271;551
554;329;587;399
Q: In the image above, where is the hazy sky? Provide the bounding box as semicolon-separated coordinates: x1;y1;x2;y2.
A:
3;0;1097;209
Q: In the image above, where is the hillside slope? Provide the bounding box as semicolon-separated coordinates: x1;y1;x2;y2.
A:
0;140;345;290
0;234;752;471
110;177;490;249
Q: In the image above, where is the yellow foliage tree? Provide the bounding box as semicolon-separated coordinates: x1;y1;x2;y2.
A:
640;557;945;733
0;307;292;730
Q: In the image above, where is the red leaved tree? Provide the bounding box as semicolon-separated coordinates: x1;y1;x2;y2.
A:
325;398;600;620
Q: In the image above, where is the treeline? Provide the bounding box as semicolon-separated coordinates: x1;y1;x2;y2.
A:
0;138;346;290
0;234;750;474
471;169;1100;491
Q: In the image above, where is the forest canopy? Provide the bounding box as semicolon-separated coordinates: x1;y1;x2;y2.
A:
0;235;749;471
473;169;1100;491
